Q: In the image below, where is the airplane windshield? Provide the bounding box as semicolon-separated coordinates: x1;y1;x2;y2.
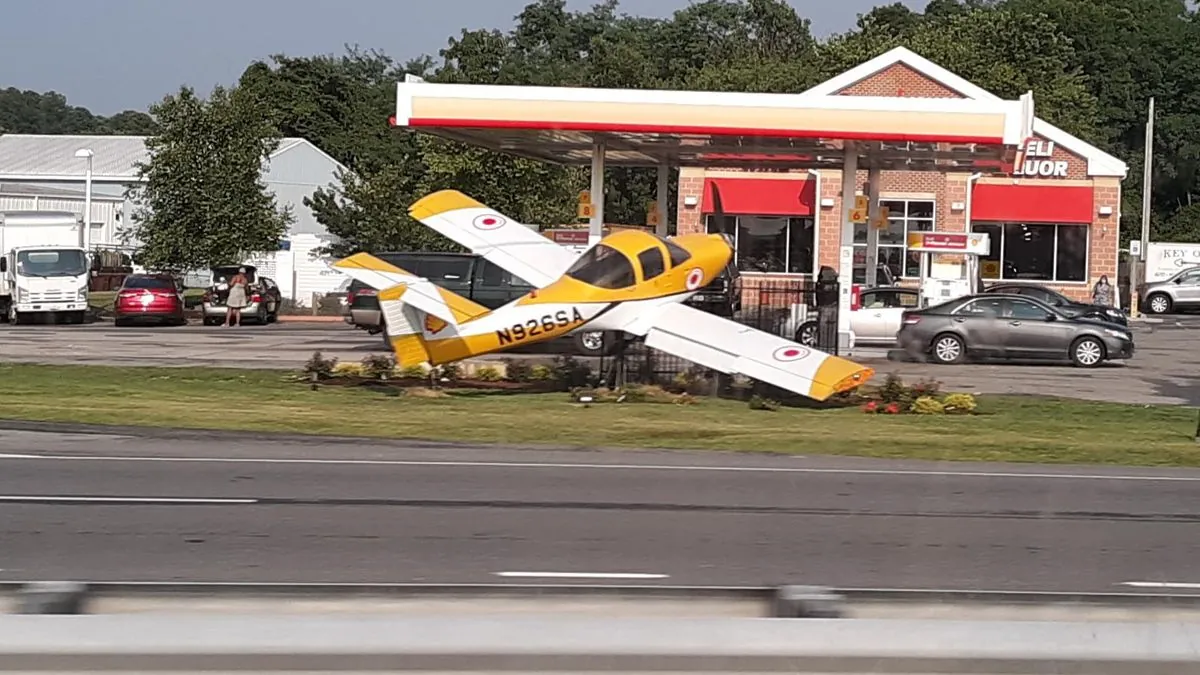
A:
564;244;635;289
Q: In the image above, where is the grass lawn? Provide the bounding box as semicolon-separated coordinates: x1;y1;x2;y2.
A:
0;362;1196;467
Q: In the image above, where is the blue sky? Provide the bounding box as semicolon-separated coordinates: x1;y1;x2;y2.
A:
0;0;924;116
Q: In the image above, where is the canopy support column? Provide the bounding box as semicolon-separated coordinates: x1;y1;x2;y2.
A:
655;163;670;237
589;139;606;246
837;144;858;354
864;164;882;288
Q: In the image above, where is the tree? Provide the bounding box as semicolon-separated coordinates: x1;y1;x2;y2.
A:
124;85;293;272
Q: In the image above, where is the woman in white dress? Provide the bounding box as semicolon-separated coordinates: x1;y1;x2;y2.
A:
224;267;250;327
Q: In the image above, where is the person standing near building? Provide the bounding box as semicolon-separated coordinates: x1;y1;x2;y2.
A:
224;267;250;327
1092;274;1114;307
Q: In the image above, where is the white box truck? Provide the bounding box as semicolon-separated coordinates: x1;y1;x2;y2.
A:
0;211;91;324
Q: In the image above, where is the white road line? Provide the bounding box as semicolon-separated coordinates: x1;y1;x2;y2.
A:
494;572;669;580
1119;581;1200;589
0;496;257;504
0;452;1196;482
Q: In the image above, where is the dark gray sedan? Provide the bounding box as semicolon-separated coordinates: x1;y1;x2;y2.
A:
896;294;1135;368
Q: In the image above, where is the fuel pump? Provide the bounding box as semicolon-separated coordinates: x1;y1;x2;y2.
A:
906;231;991;308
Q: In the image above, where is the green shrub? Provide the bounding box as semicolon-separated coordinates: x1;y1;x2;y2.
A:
552;355;593;389
396;364;427;379
303;351;338;380
748;394;780;411
942;392;978;415
529;364;554;381
502;358;532;382
475;365;502;382
877;372;909;404
910;396;945;415
361;354;396;380
437;362;462;381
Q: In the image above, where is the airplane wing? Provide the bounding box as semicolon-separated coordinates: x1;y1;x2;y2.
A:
636;304;875;401
408;189;580;288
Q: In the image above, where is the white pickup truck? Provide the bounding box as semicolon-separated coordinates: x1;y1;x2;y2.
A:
0;211;91;324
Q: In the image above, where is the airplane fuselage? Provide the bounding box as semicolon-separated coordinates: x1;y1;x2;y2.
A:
417;287;703;364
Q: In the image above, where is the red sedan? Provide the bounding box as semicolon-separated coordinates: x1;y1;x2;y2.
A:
113;274;187;327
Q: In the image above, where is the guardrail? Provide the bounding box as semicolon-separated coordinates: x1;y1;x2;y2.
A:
2;613;1200;673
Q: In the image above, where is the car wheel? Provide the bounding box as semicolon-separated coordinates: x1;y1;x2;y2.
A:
1070;336;1105;368
930;333;965;364
794;320;818;347
1146;293;1172;315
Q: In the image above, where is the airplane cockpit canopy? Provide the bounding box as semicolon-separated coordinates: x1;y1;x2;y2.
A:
564;243;635;289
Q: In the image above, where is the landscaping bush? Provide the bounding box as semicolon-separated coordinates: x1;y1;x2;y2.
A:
910;396;945;415
475;365;502;382
303;351;339;380
552;355;594;389
502;358;532;382
361;354;396;380
396;364;427;379
529;364;554;381
942;392;978;414
436;363;462;381
748;394;781;411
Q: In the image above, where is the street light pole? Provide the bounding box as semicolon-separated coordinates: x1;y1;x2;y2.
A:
74;148;94;252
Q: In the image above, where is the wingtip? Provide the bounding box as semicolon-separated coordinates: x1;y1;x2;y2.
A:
409;189;487;220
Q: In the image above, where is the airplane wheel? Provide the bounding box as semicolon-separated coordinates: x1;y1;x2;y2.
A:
575;331;607;356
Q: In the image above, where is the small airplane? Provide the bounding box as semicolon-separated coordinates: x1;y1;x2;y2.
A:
332;189;875;401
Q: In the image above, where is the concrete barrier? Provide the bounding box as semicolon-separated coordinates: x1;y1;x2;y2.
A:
1;614;1199;672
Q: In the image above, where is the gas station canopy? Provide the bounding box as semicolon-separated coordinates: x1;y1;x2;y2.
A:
393;75;1035;172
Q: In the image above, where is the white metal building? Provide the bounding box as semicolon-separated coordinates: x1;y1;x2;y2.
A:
0;134;352;304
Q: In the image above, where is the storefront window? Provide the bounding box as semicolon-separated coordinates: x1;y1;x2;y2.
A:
852;199;934;283
972;222;1088;282
705;215;814;274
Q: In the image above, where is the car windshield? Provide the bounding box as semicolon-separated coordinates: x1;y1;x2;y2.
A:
122;276;176;291
16;249;88;277
564;244;635;289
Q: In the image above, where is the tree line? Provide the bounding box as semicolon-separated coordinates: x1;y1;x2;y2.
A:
3;0;1197;270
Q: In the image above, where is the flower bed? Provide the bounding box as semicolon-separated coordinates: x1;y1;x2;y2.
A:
859;373;977;416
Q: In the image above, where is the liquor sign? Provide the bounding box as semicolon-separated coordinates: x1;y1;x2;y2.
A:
1013;139;1069;178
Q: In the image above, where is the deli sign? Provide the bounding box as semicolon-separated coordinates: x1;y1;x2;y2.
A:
1013;139;1069;178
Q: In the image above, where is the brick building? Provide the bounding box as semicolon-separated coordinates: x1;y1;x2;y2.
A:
675;47;1128;301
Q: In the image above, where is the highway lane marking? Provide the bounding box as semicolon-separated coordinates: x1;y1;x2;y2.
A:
1;452;1199;483
1119;581;1200;589
494;572;669;580
0;496;258;504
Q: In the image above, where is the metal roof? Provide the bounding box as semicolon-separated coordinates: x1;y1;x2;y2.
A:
0;135;317;182
392;74;1035;172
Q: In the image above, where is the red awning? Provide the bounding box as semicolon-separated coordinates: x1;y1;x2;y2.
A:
972;184;1094;224
701;177;815;216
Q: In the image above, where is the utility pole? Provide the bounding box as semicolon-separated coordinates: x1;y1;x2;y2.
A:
1132;97;1154;317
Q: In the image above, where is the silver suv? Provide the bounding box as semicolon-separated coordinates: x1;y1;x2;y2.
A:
1140;265;1200;314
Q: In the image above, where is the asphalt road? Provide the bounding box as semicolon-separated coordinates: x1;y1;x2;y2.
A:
2;427;1199;592
2;317;1200;404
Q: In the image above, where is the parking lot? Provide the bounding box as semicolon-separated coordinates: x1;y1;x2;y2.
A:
2;317;1198;406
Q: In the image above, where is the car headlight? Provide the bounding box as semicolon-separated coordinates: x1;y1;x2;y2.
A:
1104;328;1131;340
77;287;88;300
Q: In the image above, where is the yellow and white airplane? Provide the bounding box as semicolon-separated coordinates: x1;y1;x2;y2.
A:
332;189;875;401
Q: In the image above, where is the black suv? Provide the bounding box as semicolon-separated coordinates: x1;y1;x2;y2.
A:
343;251;624;355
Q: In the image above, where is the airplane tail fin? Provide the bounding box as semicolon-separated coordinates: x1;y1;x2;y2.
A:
332;252;492;367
